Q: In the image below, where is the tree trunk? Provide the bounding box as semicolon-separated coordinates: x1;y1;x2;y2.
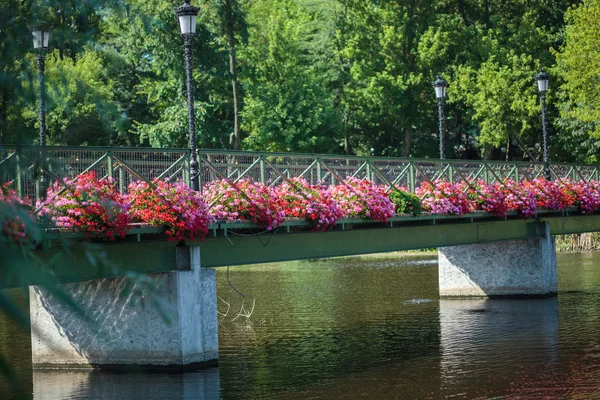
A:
457;0;469;26
343;112;352;155
0;89;8;144
225;0;241;150
402;126;412;157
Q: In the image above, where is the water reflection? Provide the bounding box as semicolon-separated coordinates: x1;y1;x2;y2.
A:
440;298;559;397
217;255;441;398
33;368;220;400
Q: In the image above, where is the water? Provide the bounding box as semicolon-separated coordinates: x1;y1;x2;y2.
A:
2;252;600;399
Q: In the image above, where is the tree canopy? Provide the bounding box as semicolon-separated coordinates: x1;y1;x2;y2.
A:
0;0;597;162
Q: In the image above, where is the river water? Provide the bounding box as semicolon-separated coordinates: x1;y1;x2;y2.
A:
1;252;600;399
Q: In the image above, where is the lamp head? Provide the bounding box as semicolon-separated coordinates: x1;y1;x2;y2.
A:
535;70;550;94
32;22;52;50
176;0;199;35
433;76;448;99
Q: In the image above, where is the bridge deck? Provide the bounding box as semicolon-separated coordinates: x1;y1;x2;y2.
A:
3;209;598;290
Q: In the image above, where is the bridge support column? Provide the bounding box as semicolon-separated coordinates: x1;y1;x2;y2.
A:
438;222;557;298
29;246;218;370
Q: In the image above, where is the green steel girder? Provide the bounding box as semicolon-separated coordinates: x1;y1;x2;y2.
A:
195;219;542;267
3;212;600;289
197;213;600;267
0;241;191;290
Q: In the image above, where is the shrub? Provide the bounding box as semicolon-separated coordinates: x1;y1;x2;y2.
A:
389;188;421;216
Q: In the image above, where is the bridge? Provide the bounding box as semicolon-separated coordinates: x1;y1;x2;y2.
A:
2;145;600;370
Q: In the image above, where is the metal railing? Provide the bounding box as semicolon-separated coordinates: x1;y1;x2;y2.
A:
2;145;600;201
198;150;600;193
1;146;190;200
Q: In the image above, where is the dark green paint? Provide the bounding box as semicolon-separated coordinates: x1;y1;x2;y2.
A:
3;212;600;289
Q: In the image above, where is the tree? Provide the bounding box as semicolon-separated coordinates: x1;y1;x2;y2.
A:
555;0;600;138
240;0;341;153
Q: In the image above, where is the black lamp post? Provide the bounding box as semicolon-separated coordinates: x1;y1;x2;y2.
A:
535;70;550;180
176;0;200;191
32;23;51;199
32;23;51;147
433;76;448;160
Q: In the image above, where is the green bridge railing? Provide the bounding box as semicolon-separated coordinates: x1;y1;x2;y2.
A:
2;145;600;201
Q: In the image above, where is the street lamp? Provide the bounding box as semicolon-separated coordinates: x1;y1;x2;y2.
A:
433;76;448;160
32;23;51;147
535;70;550;180
32;22;51;200
176;0;200;191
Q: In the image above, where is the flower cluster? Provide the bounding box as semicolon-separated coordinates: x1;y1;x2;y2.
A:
329;177;395;221
37;171;130;240
416;180;470;216
274;178;344;231
0;183;32;241
526;178;575;211
566;180;600;214
462;180;509;217
9;173;600;243
502;179;538;218
128;180;213;241
203;178;285;230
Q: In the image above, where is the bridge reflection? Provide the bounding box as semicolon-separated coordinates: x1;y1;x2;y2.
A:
33;368;220;400
439;298;559;396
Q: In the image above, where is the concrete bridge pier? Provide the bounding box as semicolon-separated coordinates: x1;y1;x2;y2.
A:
29;246;218;370
438;222;557;298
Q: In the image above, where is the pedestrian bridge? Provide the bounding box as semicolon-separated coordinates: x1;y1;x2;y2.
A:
2;145;599;285
2;145;600;370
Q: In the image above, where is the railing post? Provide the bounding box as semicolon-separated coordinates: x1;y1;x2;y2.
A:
366;160;372;181
331;165;335;185
107;153;114;180
484;162;490;185
198;154;203;193
119;167;125;194
409;161;415;193
183;155;190;187
259;156;266;184
448;163;454;185
15;153;22;198
35;178;40;203
316;158;322;182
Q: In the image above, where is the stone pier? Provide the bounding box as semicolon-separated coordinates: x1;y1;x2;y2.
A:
30;246;218;370
438;222;557;298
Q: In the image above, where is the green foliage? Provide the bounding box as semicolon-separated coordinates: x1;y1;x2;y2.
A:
0;0;595;165
389;189;421;216
240;0;341;152
453;53;542;149
555;0;600;138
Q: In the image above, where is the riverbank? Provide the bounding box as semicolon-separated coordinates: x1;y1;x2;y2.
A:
556;233;600;252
